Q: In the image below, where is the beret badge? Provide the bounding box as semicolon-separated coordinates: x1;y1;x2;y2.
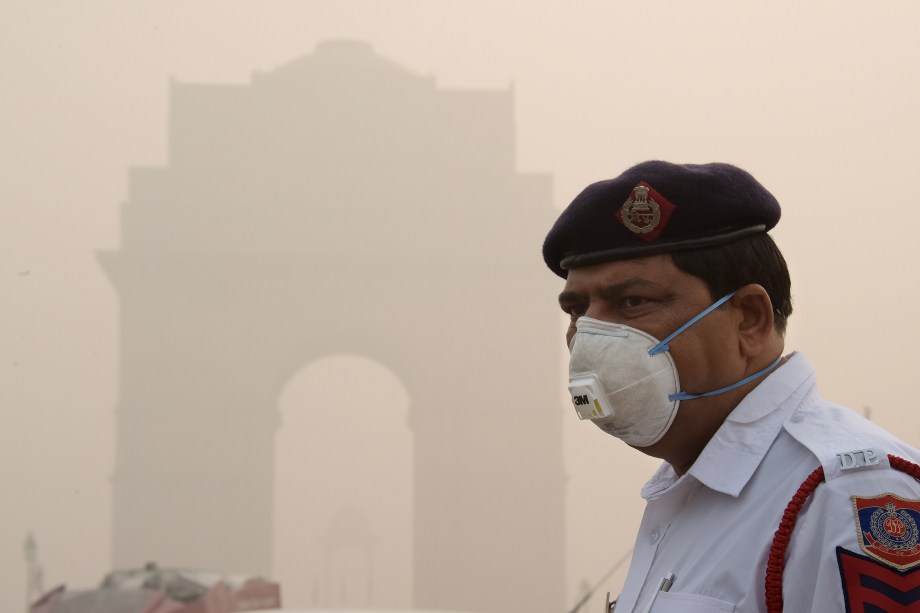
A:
615;182;675;242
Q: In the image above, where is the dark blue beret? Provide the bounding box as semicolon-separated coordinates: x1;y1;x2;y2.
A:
543;161;781;278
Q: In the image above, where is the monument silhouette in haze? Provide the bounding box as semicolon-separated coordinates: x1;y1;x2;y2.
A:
101;40;564;613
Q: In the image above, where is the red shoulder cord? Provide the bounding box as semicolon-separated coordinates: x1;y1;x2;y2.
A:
764;454;920;613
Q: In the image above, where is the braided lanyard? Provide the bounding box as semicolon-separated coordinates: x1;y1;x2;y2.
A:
764;454;920;612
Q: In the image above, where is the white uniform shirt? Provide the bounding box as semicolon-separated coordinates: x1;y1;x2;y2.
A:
613;353;920;613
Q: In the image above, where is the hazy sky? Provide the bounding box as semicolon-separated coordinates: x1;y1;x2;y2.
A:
3;2;919;612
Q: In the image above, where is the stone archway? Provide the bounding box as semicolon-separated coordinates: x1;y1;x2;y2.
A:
101;40;565;613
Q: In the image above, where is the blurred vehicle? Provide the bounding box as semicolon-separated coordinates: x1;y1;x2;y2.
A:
29;562;281;613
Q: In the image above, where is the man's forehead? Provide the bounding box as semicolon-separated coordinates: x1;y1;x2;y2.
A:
562;254;678;291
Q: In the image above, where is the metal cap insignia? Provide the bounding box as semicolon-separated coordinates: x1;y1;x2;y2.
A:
620;185;660;234
615;182;675;242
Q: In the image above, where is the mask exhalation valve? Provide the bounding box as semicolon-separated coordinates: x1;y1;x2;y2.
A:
569;374;615;420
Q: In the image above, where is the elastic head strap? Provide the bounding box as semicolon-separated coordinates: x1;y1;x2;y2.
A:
669;356;783;402
648;292;736;357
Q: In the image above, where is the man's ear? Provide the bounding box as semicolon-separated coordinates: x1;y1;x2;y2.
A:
730;284;776;358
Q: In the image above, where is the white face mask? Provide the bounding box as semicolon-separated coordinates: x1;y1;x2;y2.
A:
568;317;680;447
567;292;782;447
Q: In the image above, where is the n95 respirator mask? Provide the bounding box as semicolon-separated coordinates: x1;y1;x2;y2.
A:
566;292;783;448
568;317;680;447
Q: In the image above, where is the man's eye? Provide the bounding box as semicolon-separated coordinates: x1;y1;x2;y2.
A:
622;296;651;309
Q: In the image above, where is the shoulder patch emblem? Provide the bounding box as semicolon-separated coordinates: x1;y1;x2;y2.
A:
837;546;920;611
852;494;920;570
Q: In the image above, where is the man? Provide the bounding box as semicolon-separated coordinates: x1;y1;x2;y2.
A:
543;161;920;612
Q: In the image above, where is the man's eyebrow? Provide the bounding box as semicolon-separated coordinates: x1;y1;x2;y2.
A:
596;278;664;300
557;277;664;307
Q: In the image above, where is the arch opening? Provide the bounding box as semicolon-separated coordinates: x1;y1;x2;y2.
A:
273;354;413;609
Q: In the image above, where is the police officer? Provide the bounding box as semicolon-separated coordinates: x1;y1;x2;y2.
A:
543;161;920;612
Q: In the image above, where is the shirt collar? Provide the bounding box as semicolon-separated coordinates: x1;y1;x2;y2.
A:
642;352;817;500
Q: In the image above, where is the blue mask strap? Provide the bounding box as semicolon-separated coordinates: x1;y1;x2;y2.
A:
648;291;736;357
669;355;783;402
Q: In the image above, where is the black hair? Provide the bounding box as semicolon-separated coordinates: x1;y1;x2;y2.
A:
669;233;793;334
